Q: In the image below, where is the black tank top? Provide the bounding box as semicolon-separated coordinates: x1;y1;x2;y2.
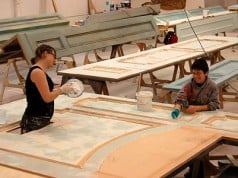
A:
24;66;54;117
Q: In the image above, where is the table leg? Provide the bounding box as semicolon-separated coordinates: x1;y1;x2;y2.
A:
87;80;109;95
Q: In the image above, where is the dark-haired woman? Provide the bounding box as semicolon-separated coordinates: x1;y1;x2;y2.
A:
20;44;73;133
171;57;220;119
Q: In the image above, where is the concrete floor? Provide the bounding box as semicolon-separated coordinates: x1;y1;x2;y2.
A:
0;34;237;177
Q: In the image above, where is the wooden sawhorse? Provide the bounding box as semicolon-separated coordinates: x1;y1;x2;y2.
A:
0;58;27;103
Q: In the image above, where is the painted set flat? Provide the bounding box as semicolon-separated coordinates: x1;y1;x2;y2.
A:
0;93;238;177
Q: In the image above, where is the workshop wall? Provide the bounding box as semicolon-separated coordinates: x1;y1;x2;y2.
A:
0;0;236;24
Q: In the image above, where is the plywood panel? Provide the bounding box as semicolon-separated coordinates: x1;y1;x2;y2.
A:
176;13;238;41
58;45;202;81
171;36;238;51
73;95;200;123
201;114;238;133
0;111;150;165
0;13;69;43
16;15;159;64
95;125;222;178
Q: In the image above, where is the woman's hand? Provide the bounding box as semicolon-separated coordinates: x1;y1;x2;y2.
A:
184;105;198;114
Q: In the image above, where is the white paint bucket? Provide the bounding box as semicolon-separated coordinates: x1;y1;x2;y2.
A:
0;109;6;124
203;9;209;17
136;91;153;112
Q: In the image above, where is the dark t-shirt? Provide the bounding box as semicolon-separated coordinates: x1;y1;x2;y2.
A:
24;66;54;117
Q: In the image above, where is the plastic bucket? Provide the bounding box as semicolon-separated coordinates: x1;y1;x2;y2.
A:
136;91;153;112
203;9;209;17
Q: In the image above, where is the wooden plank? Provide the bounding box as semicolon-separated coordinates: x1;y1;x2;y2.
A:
176;12;238;41
228;4;238;11
201;113;238;133
189;5;226;16
0;165;44;178
0;13;69;65
91;125;223;178
0;13;69;44
72;95;177;123
154;5;226;25
71;94;238;132
85;4;160;24
57;44;202;82
154;5;238;41
58;36;237;82
0;149;87;178
0;6;160;64
13;15;159;64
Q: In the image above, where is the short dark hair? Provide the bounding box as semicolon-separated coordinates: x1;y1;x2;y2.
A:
191;57;209;73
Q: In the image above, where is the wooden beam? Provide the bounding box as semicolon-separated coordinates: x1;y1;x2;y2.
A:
51;0;58;13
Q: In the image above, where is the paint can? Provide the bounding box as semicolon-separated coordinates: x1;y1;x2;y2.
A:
136;91;153;112
65;79;84;98
203;9;209;17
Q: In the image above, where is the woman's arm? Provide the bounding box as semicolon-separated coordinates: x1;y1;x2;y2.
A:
31;68;62;103
185;104;208;114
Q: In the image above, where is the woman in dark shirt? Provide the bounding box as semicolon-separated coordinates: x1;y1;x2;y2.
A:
171;57;220;119
20;44;73;133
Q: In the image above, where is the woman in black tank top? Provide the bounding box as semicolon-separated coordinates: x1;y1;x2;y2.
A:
20;44;70;133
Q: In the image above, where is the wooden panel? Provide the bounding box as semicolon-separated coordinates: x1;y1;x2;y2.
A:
154;5;238;42
94;125;222;178
0;13;70;64
0;13;69;44
86;4;160;24
15;15;159;64
201;113;238;133
171;35;238;51
0;148;92;177
72;95;176;124
154;5;226;24
0;164;44;178
189;5;226;16
57;45;202;81
0;111;150;164
176;12;238;41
